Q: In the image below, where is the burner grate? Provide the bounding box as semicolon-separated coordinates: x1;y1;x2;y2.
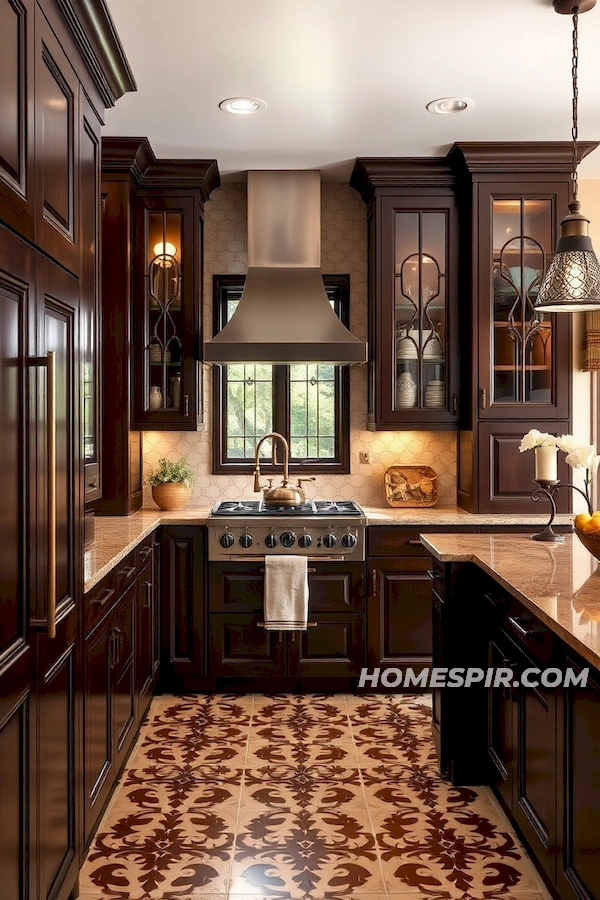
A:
210;499;363;517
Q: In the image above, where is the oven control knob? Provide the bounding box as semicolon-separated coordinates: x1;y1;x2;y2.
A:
280;531;296;548
298;533;312;548
239;533;253;548
219;532;235;549
323;532;337;549
265;533;279;549
341;533;357;549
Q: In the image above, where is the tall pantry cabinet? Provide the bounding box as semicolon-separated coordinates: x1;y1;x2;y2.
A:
0;2;134;900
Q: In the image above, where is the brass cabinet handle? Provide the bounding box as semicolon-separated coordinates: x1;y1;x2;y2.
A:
118;565;137;580
140;546;153;560
480;387;487;410
47;351;57;639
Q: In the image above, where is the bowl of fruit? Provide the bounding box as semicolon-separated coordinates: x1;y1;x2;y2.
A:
574;513;600;560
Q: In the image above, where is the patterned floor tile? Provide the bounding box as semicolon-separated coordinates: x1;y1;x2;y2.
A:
246;739;359;769
121;763;244;811
373;806;544;899
241;763;363;810
79;806;236;898
231;806;385;896
78;692;552;900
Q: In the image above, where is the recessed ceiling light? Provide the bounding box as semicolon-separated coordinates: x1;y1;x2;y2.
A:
426;97;473;115
219;97;266;115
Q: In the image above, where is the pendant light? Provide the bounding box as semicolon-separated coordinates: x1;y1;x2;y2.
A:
535;0;600;313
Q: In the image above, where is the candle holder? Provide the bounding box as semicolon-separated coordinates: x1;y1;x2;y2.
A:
530;479;591;542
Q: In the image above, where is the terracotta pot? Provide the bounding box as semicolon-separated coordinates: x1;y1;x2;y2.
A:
151;482;191;511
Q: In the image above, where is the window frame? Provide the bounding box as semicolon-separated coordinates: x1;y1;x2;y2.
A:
211;273;351;475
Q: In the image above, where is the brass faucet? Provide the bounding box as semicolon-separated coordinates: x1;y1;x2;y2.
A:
254;432;315;507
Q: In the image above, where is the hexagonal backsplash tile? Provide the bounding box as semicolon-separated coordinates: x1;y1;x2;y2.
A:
143;183;457;508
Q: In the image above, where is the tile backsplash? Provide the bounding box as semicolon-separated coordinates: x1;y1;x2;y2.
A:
142;182;457;508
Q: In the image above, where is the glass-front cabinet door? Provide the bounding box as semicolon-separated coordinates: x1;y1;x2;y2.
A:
375;195;458;429
133;195;203;430
478;185;571;420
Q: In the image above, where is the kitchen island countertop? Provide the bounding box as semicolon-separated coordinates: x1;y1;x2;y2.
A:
421;532;600;671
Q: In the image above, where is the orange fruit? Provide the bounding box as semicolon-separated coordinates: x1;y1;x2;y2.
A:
583;518;600;534
576;513;592;530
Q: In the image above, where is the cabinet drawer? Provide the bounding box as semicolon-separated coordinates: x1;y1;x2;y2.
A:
367;527;430;557
84;572;117;636
209;614;286;678
135;535;155;570
288;614;366;677
502;606;555;665
113;550;138;597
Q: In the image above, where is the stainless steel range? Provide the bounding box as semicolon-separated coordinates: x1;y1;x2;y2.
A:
207;499;366;562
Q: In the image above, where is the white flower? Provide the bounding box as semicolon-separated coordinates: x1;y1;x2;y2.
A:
556;434;579;453
565;444;597;470
519;429;557;452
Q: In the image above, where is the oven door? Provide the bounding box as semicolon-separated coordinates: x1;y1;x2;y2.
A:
208;560;366;678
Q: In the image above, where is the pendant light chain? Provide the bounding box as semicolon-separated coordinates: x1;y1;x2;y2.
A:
572;9;579;201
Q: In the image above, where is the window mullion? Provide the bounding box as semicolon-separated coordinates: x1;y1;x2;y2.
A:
273;365;290;449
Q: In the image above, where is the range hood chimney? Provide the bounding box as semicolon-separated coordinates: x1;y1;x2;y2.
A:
203;170;366;364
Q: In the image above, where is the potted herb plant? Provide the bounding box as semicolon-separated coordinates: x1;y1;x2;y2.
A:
147;456;195;510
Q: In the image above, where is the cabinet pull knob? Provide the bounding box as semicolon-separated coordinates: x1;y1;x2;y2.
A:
480;388;487;410
93;587;115;608
184;394;190;416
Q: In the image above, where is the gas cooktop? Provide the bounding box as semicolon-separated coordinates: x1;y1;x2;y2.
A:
211;500;364;517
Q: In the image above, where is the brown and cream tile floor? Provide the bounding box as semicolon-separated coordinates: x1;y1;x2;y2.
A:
78;693;552;900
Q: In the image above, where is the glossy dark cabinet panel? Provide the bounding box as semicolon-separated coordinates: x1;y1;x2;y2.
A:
34;10;79;273
288;615;365;677
83;619;112;839
0;694;30;900
161;527;205;680
368;557;432;673
0;0;34;239
209;615;286;678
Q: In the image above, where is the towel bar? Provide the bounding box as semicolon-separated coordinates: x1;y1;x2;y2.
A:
259;566;316;573
256;621;318;627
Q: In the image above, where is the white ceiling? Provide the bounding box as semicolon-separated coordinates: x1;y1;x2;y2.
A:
103;0;600;180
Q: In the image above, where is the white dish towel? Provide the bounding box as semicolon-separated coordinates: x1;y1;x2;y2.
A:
263;555;309;631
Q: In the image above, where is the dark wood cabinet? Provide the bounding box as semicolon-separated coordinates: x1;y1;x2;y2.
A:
351;158;459;430
0;0;134;896
448;142;598;513
557;657;600;900
160;526;206;682
136;539;160;709
0;0;35;241
208;561;367;681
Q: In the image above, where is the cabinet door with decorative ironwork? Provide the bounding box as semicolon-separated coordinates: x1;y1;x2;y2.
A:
375;195;458;429
477;185;571;420
133;195;202;430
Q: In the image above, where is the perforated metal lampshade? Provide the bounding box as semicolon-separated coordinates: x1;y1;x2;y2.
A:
535;200;600;312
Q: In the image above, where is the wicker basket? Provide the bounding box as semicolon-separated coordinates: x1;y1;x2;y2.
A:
574;526;600;561
384;465;438;508
151;482;191;511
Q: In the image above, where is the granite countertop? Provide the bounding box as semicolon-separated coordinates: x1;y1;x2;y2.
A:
84;504;574;594
421;532;600;670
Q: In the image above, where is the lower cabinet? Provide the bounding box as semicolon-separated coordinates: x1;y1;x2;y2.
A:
82;533;160;845
208;562;366;679
160;526;205;683
557;659;600;900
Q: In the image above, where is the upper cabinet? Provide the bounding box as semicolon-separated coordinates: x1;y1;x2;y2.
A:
351;159;459;430
97;141;219;514
448;142;598;513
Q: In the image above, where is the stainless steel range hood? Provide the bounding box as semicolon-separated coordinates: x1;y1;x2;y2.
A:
203;170;366;364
